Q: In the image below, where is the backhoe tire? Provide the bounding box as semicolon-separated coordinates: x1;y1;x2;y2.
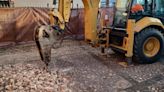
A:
133;28;164;64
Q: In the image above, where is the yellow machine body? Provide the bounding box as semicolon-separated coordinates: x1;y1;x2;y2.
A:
82;0;100;43
50;0;100;43
98;0;164;64
48;0;164;64
49;0;72;29
134;17;164;32
107;18;164;57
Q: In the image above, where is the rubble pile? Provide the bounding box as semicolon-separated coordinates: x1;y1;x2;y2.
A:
0;63;71;92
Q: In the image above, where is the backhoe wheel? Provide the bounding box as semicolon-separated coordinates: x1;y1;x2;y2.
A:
134;28;164;64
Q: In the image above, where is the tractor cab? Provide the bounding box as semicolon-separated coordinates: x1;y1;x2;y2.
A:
112;0;164;28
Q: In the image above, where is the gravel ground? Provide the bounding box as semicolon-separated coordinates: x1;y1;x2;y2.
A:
0;40;164;92
0;62;71;92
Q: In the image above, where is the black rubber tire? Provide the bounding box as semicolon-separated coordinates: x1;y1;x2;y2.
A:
133;28;164;64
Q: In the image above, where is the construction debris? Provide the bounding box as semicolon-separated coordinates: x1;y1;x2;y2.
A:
0;63;71;92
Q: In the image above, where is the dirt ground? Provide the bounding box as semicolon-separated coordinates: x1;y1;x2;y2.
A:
0;40;164;92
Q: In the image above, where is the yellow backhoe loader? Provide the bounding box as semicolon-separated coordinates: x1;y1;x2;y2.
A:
35;0;164;67
98;0;164;64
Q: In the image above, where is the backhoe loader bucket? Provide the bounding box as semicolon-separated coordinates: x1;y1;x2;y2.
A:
34;25;62;66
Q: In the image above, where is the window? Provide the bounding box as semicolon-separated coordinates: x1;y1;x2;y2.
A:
113;0;129;28
132;0;145;10
156;0;164;14
132;0;154;13
100;0;106;7
100;0;116;8
116;0;129;9
137;0;145;5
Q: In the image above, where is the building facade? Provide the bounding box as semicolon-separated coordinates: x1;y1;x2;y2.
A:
14;0;115;8
14;0;84;8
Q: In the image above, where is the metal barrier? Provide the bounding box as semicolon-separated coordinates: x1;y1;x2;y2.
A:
0;0;14;8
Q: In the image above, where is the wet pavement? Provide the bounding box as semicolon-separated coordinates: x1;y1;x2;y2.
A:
0;40;164;92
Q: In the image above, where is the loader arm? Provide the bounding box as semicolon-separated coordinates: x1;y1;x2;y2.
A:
35;0;100;67
35;0;72;67
49;0;72;30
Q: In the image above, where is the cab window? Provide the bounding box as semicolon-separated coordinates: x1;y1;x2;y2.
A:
155;0;164;15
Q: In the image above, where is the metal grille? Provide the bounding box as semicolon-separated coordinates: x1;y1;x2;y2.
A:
0;0;14;8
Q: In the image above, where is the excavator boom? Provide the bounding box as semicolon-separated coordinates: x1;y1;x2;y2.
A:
35;0;101;67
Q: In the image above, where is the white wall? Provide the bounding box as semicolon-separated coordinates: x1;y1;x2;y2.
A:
14;0;116;8
14;0;84;8
72;0;84;8
14;0;53;7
